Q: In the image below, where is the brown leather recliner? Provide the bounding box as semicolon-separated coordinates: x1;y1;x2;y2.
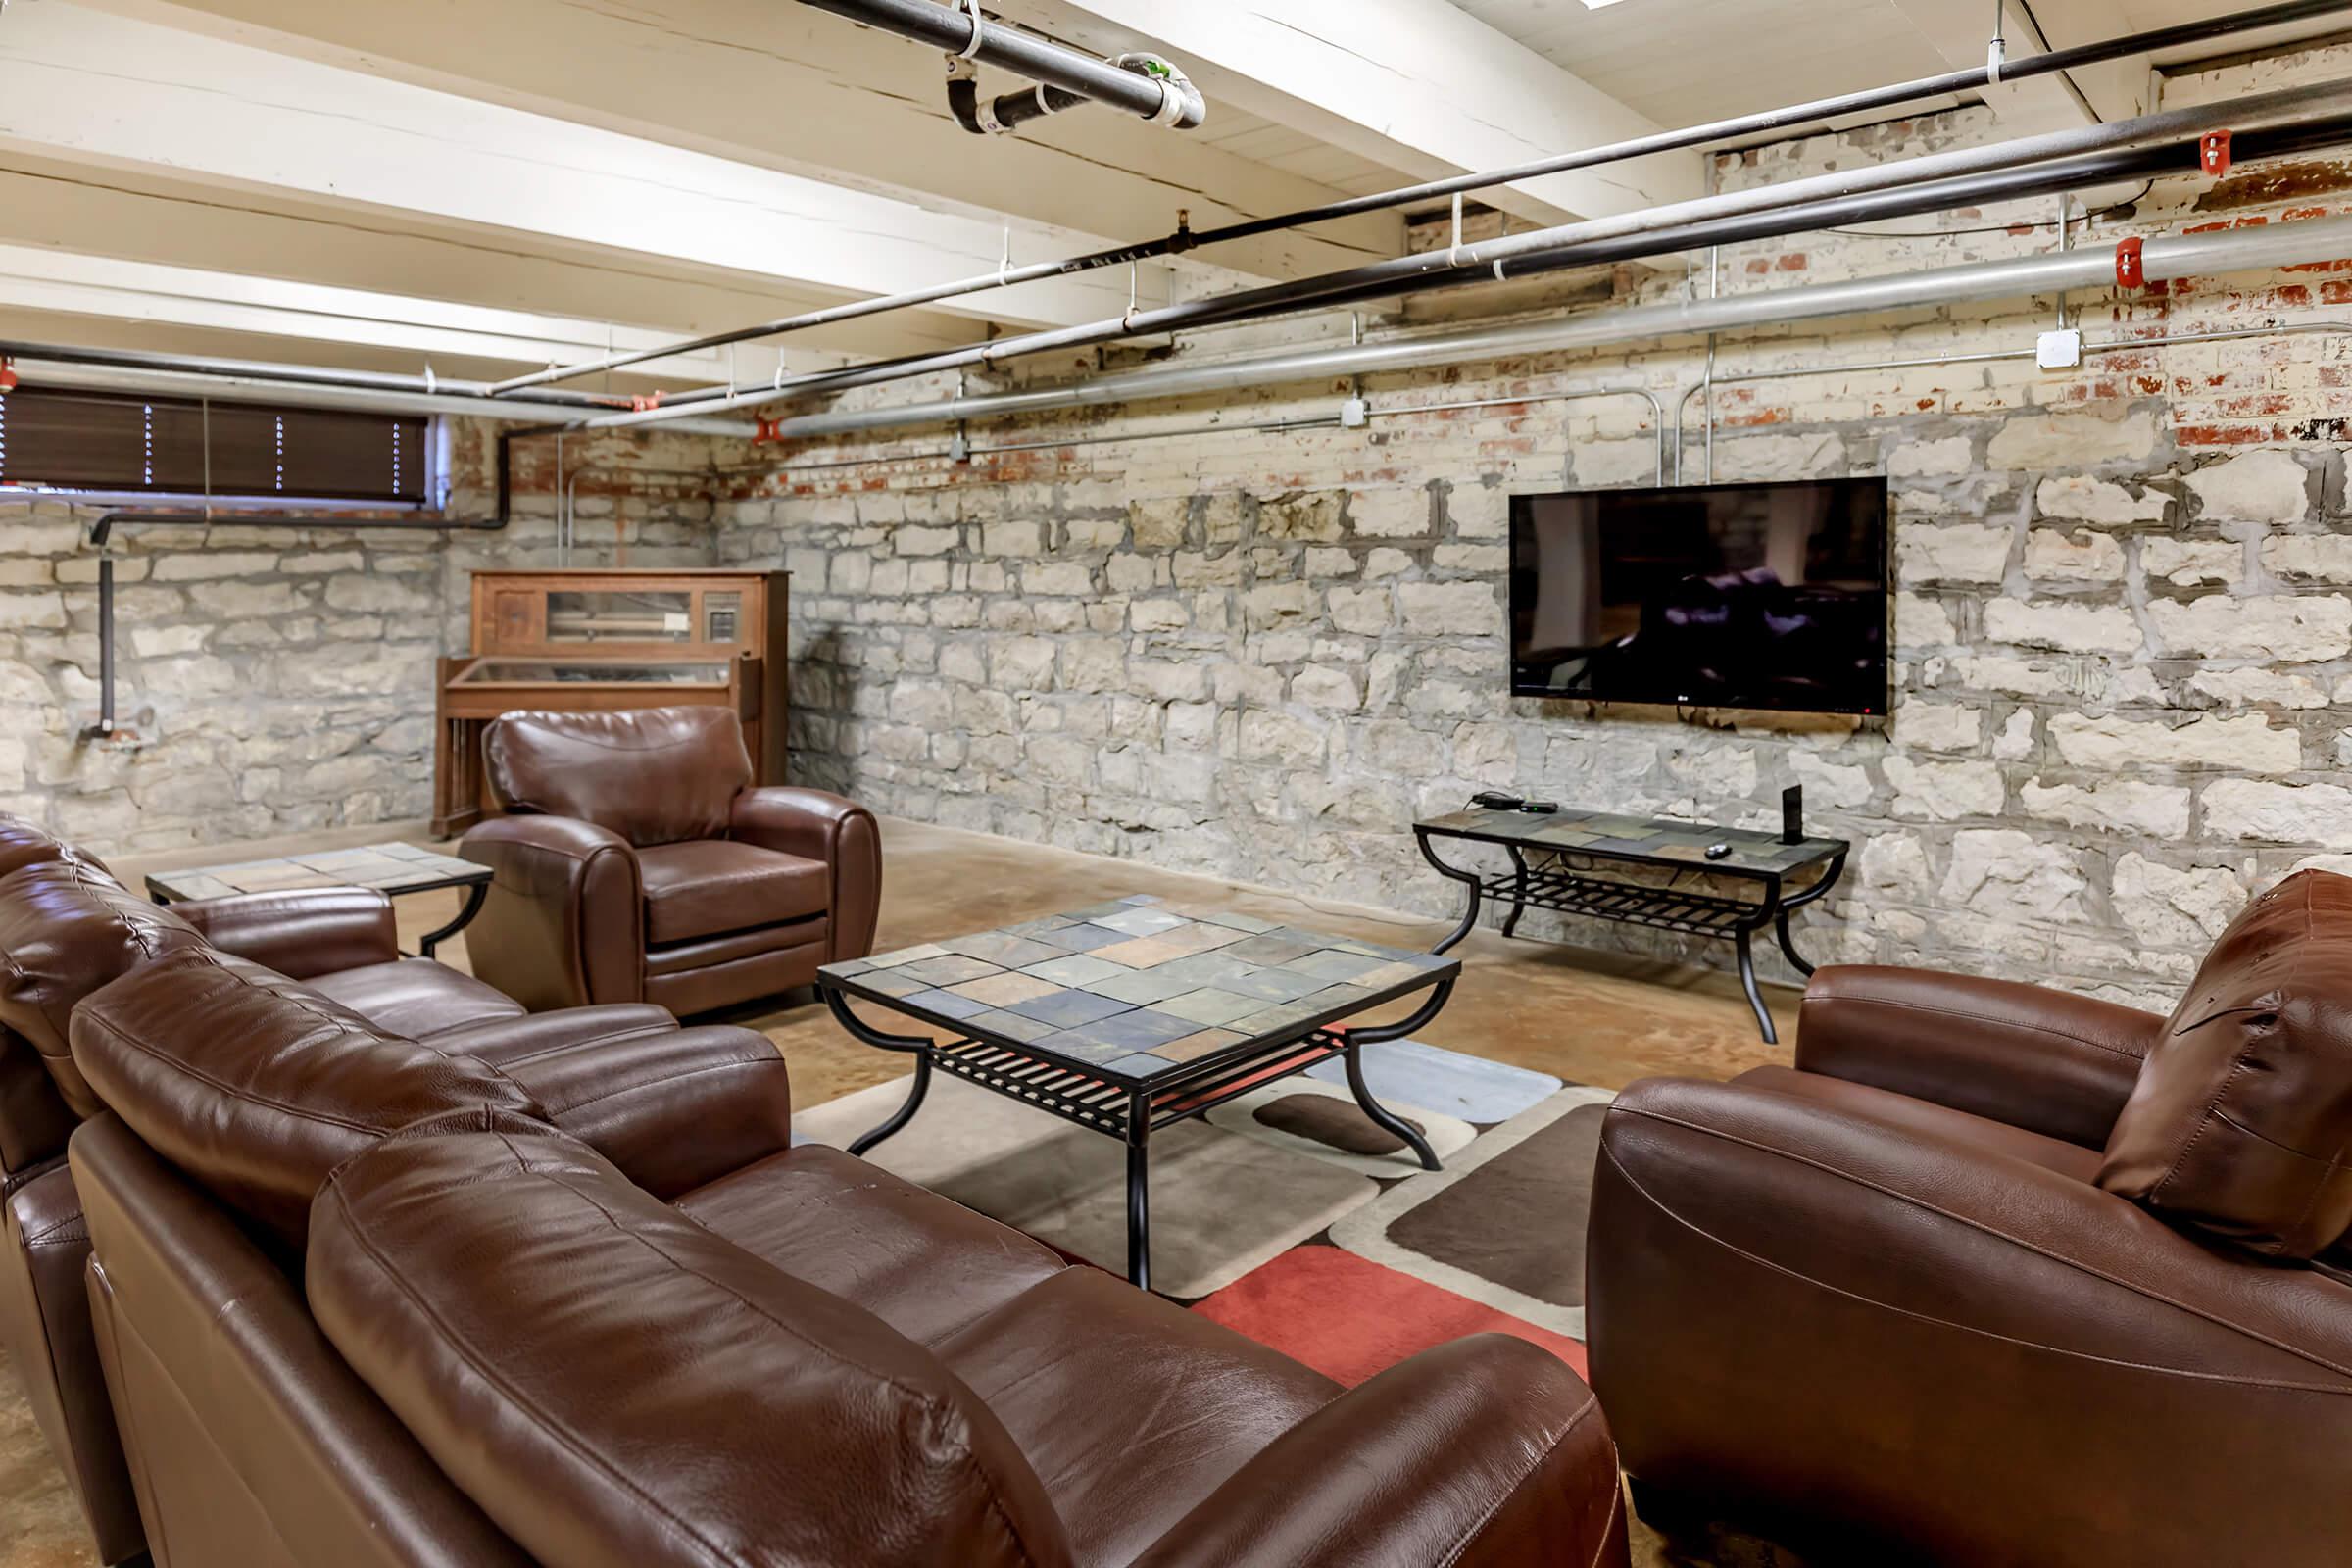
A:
0;812;679;1566
461;706;882;1015
1589;868;2352;1568
70;938;1631;1568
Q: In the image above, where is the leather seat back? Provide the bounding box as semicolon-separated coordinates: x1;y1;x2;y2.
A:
310;1119;1075;1568
2101;868;2352;1258
69;950;545;1250
483;707;753;848
0;851;210;1125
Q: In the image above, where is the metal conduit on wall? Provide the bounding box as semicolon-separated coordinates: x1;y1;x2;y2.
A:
710;213;2352;446
493;0;2352;399
584;74;2352;433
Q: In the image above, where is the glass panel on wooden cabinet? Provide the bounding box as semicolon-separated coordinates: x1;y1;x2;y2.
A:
703;591;744;644
545;590;694;643
455;660;730;686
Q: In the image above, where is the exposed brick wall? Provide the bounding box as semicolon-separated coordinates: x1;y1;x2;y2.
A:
715;44;2352;1007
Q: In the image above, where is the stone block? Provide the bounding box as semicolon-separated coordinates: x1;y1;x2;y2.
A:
2184;449;2311;525
1244;582;1318;630
1885;757;2004;821
1395;582;1500;636
2049;711;2300;772
2186;668;2328;709
992;638;1058;691
2112;854;2248;948
2202;778;2352;844
1129;499;1189;551
2023;530;2125;582
2035;476;2171;525
1292;664;1361;711
1982;598;2141;656
1327;586;1394;636
1886;435;1972;478
1939;828;2086;923
1024;562;1097;597
1984;407;2158;470
2258;534;2352;583
2147;594;2351;662
1446;481;1509;539
1789;751;1872;808
2140;538;2238;587
1350;489;1433;538
1896;704;1983;754
1258;492;1344;543
1104;554;1165;593
1897;523;2010;585
1239;710;1327;765
983;521;1044;557
1894;592;1957;648
894;525;960;557
2019;778;2192;838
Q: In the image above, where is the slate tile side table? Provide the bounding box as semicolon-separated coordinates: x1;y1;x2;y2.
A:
146;842;493;960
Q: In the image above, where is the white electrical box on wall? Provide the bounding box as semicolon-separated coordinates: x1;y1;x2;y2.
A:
2037;328;2083;369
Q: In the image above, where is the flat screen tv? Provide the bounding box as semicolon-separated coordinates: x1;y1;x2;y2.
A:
1508;477;1889;716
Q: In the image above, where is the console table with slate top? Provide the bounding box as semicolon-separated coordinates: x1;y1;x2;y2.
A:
1414;808;1848;1044
817;897;1457;1292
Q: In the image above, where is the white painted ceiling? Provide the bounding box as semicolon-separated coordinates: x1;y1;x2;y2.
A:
0;0;2341;404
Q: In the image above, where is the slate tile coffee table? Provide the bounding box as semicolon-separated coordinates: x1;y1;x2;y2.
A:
145;841;493;959
817;897;1458;1291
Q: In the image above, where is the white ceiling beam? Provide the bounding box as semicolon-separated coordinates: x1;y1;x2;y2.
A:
0;245;851;390
0;156;978;365
991;0;1704;226
1891;0;2143;134
0;1;1179;335
70;0;1404;278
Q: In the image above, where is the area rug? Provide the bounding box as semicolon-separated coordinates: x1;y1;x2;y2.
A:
792;1037;1616;1385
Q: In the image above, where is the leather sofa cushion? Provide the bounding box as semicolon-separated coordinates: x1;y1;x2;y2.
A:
936;1267;1340;1567
68;950;543;1250
0;857;209;1118
484;707;753;848
1735;1066;2104;1184
677;1144;1068;1346
638;838;828;944
0;813;92;880
305;960;526;1042
309;1122;1076;1568
2100;869;2352;1258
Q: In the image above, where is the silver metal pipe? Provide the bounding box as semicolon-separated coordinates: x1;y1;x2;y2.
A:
798;0;1204;125
591;73;2352;433
722;211;2352;446
12;358;763;437
0;337;636;413
498;0;2352;399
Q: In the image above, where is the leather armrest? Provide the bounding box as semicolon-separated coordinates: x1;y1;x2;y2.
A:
497;1025;791;1200
1795;965;2163;1149
459;816;643;1011
1588;1075;2352;1560
1130;1337;1627;1568
729;788;882;961
172;888;399;980
416;1004;677;1068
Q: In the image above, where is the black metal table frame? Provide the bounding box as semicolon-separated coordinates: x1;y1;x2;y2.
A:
820;975;1453;1292
149;870;491;960
1415;827;1846;1045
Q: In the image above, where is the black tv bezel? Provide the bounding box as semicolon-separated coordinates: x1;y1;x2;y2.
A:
1505;475;1894;717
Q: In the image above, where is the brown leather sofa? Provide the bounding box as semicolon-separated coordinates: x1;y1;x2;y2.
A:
461;706;883;1015
69;936;1631;1568
1589;868;2352;1568
0;813;677;1566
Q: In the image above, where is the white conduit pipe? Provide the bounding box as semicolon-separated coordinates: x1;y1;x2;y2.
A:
726;212;2352;446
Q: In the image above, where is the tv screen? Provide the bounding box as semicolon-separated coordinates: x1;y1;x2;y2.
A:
1508;478;1889;715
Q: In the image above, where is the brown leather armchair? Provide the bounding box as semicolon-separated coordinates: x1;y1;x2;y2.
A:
461;706;882;1015
69;931;1631;1568
1589;870;2352;1568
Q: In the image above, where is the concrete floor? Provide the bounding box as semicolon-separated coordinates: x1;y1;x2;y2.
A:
3;815;1802;1567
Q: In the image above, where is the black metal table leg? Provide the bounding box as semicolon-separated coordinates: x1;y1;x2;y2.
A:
418;879;489;959
822;984;938;1156
1735;926;1778;1046
1342;1034;1443;1171
1501;847;1531;939
1414;829;1485;956
1126;1095;1152;1291
1772;851;1845;979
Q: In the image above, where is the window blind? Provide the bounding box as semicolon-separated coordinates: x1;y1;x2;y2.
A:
0;389;428;503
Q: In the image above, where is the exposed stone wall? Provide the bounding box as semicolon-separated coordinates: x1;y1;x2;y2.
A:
717;42;2352;1008
1;420;725;853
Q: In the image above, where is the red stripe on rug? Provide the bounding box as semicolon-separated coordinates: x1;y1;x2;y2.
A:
1191;1244;1587;1388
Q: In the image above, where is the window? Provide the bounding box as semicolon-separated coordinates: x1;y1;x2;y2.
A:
0;389;428;504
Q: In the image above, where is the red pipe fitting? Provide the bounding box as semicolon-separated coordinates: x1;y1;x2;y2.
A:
2115;236;2146;290
628;391;667;414
0;358;16;393
2200;129;2233;177
754;417;786;446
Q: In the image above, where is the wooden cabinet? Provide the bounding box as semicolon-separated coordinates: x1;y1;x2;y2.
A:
432;569;788;836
